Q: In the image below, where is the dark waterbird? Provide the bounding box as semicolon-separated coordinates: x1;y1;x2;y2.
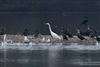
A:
23;28;29;36
76;29;85;40
95;31;100;41
61;27;73;40
61;27;73;38
62;34;68;40
96;36;100;41
77;34;85;40
82;25;95;37
80;16;88;26
91;30;100;41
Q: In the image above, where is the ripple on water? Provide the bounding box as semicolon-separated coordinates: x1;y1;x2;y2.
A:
0;43;100;51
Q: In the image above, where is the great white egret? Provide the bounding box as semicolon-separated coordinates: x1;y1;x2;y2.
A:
45;23;61;39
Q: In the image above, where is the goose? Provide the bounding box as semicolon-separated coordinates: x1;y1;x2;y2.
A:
45;23;61;40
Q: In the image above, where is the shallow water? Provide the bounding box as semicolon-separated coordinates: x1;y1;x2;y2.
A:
0;43;100;67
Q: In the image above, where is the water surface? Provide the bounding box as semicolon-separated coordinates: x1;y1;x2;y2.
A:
0;44;100;67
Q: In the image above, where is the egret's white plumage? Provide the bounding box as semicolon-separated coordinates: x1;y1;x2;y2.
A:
3;34;7;42
45;23;61;39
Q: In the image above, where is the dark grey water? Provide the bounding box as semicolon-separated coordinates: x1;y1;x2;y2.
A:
0;44;100;67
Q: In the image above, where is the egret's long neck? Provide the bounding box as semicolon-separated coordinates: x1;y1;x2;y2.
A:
4;34;6;42
48;24;52;32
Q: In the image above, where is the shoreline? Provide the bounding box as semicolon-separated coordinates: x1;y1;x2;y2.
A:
0;34;98;45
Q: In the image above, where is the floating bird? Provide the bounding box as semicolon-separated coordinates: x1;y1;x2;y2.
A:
89;29;97;38
64;30;73;38
66;33;73;38
24;36;30;43
41;37;45;42
76;29;85;40
46;39;51;42
93;31;100;45
23;28;29;36
61;27;72;39
95;36;100;46
82;25;92;36
45;23;61;39
96;36;100;41
90;30;100;41
41;37;51;42
62;34;68;40
77;34;85;40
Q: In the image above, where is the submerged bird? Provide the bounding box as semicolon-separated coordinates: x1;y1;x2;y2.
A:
61;27;72;40
45;23;61;39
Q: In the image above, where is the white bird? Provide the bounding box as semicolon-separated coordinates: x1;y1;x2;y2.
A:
41;37;45;42
24;36;30;42
46;39;50;42
2;34;7;46
3;34;7;42
45;23;61;39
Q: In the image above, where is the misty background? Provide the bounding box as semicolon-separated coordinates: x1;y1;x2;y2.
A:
0;0;100;34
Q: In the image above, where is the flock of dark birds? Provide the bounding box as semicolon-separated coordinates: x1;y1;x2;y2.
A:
0;16;100;42
62;16;100;42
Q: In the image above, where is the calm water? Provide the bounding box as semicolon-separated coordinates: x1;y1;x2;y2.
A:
0;44;100;67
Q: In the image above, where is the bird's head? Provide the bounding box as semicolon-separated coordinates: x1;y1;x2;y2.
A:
45;23;50;25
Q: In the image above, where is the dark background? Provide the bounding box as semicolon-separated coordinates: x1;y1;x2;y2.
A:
0;0;99;34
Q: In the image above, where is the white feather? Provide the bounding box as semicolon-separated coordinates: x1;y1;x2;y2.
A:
45;23;61;39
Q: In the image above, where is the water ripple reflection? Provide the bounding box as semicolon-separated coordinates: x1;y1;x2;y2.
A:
0;44;100;67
